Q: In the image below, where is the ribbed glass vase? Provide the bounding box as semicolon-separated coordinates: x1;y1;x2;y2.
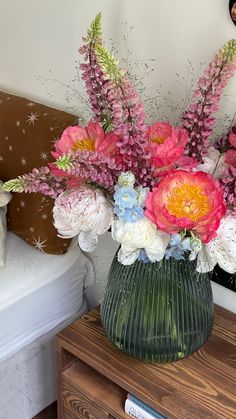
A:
100;254;214;363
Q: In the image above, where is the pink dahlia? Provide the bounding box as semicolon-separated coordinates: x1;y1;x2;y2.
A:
145;122;189;174
145;170;226;243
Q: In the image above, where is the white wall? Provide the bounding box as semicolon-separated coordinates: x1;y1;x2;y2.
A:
0;0;235;124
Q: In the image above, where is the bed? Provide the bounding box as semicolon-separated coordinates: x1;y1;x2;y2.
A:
0;233;95;418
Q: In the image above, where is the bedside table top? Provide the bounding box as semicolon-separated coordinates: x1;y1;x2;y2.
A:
56;305;236;419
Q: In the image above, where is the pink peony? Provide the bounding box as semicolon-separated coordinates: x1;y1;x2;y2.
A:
225;149;236;167
96;131;123;163
52;123;103;158
229;133;236;148
52;122;121;161
145;170;226;243
50;122;121;178
53;187;113;251
145;122;189;174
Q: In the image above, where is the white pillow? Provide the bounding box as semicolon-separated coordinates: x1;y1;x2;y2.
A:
0;182;11;267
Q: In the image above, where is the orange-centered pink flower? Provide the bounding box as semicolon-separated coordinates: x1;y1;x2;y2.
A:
145;122;189;174
50;122;121;178
145;170;226;243
52;122;120;160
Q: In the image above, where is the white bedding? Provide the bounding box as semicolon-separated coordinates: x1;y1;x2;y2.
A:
0;232;94;361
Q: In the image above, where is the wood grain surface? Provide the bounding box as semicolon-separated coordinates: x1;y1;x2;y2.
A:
56;305;236;419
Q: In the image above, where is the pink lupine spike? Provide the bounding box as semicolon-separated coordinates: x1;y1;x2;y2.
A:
183;40;236;162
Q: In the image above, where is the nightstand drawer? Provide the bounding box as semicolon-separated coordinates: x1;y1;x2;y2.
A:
62;360;127;419
63;380;111;418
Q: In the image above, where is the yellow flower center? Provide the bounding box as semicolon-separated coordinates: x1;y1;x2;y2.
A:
166;183;210;222
71;138;95;151
151;136;165;145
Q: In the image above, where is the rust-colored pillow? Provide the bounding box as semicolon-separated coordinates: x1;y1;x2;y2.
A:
0;91;78;254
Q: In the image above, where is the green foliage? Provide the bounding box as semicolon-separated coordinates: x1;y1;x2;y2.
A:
221;39;236;61
95;44;123;83
87;13;102;47
56;155;73;171
2;178;27;193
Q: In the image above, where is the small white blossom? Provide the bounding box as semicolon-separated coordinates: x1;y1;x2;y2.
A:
118;172;135;188
196;146;226;178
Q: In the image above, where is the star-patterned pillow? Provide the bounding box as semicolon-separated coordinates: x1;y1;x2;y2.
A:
0;91;78;254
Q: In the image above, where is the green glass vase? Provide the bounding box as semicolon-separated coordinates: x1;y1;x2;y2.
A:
100;253;214;363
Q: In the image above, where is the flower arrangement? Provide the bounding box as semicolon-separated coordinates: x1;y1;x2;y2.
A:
4;14;236;275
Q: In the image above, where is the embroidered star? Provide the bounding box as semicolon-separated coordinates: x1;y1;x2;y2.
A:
51;136;59;144
0;156;3;162
8;145;13;152
16;120;21;127
49;127;54;131
22;129;26;134
26;112;39;125
40;151;49;161
20;200;26;208
26;102;35;107
21;157;27;166
41;213;48;220
32;236;47;252
29;227;35;233
5;136;8;141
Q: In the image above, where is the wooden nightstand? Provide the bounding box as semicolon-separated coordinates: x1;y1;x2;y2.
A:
56;305;236;419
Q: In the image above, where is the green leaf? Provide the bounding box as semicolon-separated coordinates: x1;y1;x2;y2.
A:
3;178;27;193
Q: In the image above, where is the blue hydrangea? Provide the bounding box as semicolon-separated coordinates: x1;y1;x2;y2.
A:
166;233;203;261
114;187;138;210
180;237;191;251
169;234;182;247
114;205;144;222
138;249;151;263
165;246;185;261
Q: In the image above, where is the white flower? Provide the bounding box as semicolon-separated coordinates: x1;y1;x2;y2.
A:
53;187;114;252
197;215;236;273
118;172;135;187
135;186;149;207
196;146;226;178
112;218;170;265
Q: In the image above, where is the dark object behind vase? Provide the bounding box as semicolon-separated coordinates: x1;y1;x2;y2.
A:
211;265;236;292
101;255;214;363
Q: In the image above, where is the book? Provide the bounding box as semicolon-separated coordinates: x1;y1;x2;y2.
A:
125;394;167;419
